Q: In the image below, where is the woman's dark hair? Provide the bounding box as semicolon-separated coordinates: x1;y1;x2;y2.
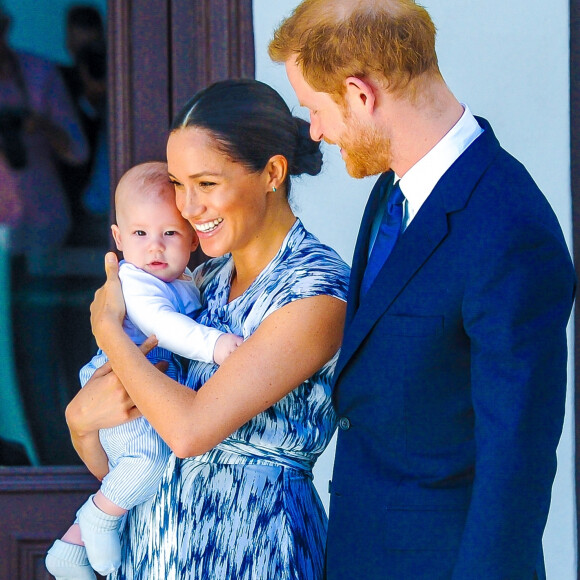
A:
170;79;323;195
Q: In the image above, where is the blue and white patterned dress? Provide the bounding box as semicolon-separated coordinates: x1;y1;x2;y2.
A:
112;219;350;580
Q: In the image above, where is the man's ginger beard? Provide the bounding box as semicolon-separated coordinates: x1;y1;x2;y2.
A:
336;105;392;179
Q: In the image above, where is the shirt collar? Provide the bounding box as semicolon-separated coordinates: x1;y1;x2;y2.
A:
396;104;483;219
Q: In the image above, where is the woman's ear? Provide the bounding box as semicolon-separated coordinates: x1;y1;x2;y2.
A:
111;224;123;251
344;76;376;115
266;154;288;192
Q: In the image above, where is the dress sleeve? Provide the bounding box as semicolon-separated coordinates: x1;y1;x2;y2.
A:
263;244;350;316
240;241;350;337
121;266;224;364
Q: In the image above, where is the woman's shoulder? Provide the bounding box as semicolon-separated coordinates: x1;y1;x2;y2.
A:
284;221;349;274
298;229;347;267
270;220;350;301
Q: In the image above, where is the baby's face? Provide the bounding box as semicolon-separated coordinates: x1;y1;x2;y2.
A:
113;194;198;282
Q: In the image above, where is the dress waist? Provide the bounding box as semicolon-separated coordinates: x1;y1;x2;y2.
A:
183;442;315;477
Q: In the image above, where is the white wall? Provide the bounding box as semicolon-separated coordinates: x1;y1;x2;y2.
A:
254;1;576;578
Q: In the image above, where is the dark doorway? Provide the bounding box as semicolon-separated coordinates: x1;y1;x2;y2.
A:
0;1;254;576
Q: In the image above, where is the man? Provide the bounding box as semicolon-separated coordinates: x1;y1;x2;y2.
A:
269;1;576;578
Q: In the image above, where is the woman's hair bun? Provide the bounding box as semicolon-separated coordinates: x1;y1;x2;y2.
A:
172;80;324;195
289;117;323;177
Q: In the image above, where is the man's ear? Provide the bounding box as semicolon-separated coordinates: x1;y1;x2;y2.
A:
111;224;123;251
344;76;376;115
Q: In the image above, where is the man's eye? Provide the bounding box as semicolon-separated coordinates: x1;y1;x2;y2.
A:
199;181;216;188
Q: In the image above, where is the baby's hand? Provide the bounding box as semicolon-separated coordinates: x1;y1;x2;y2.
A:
213;333;243;365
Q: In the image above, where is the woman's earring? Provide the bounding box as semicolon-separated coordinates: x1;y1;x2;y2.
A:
272;187;277;193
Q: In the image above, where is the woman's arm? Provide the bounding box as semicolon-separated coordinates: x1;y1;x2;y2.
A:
92;253;346;458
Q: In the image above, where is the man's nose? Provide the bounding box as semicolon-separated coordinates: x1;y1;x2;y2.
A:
309;114;323;142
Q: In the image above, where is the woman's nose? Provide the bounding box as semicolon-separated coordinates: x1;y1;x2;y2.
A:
178;190;204;221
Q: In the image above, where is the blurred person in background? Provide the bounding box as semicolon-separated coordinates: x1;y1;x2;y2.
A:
0;2;88;261
58;5;109;248
0;1;89;466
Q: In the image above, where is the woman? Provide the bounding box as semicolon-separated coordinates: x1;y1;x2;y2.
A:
66;79;349;579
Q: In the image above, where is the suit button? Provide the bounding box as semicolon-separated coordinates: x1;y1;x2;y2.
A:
338;417;351;430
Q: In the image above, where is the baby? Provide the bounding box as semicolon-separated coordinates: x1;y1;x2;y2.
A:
45;162;242;580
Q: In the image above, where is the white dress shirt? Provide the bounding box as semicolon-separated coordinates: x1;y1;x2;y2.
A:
369;105;483;255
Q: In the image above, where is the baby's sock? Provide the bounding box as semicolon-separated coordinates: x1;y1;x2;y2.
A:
76;494;123;576
45;539;96;580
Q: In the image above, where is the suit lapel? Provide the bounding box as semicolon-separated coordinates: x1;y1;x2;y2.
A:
345;172;394;324
335;117;501;382
336;189;449;378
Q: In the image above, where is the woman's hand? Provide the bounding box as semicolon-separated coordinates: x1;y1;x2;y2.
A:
67;360;142;436
65;361;140;480
90;252;126;350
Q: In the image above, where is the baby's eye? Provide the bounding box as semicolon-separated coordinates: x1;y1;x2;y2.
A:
135;230;146;236
165;231;177;236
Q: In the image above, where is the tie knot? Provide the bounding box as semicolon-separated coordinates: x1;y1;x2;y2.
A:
388;181;405;208
384;181;404;223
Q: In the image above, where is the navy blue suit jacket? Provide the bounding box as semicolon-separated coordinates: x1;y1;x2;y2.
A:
326;118;576;579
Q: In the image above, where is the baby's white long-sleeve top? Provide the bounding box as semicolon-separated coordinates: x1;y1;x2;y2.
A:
119;260;223;364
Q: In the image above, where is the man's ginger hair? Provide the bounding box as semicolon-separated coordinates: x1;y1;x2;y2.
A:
269;0;440;99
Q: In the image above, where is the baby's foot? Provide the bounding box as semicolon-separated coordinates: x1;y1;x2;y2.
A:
76;494;123;575
45;539;96;580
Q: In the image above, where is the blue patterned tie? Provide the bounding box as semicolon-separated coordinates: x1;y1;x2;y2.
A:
360;181;405;295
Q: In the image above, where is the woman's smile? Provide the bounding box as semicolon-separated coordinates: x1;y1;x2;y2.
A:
167;127;271;259
194;217;224;234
